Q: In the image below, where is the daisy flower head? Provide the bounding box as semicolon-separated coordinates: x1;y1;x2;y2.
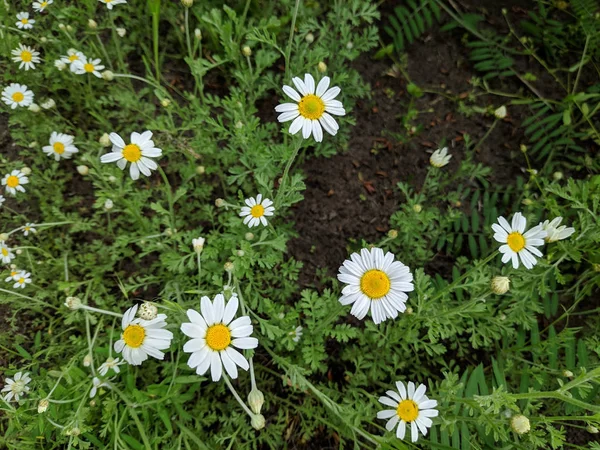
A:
90;377;110;398
492;212;547;269
0;242;15;264
430;147;452;168
71;56;105;78
98;357;124;376
114;304;174;366
2;169;29;195
100;131;162;180
16;12;35;29
99;0;128;10
377;381;439;443
289;325;303;342
1;372;31;402
2;84;34;109
239;194;275;228
180;293;259;382
60;49;85;66
11;44;41;71
5;268;21;283
275;73;345;142
337;248;414;324
42;132;79;161
541;217;575;243
33;0;53;12
23;223;37;236
13;271;32;289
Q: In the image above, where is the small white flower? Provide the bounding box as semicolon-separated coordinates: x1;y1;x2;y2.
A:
116;27;126;37
13;271;32;289
98;0;128;10
41;99;56;110
540;217;575;243
289;326;303;342
2;372;32;402
98;357;123;376
239;194;275;228
42;132;79;161
71;56;105;78
114;304;174;366
2;84;34;109
104;199;114;210
275;73;345;142
192;237;205;253
4;268;20;283
60;49;85;66
2;170;29;195
23;223;37;236
11;44;41;71
100;131;162;180
16;12;35;29
180;293;258;382
337;247;414;324
430;147;452;168
377;381;439;443
33;0;53;11
90;377;110;398
0;241;15;264
492;212;547;269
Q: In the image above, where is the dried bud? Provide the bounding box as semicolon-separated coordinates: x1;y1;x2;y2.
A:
242;46;252;57
38;399;49;413
247;388;264;415
99;133;111;147
65;297;82;310
77;165;89;176
251;414;265;430
510;415;530;435
138;302;158;320
491;276;510;295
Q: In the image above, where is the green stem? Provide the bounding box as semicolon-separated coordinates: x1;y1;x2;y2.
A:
274;138;302;208
223;373;254;418
284;0;301;80
157;166;176;231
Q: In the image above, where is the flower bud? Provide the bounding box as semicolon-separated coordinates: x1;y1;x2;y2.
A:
553;171;563;181
251;414;265;430
0;233;8;241
346;41;353;49
21;167;32;175
161;98;171;107
65;296;82;310
242;46;252;57
305;32;314;43
138;302;158;320
88;19;97;29
520;144;527;153
587;426;599;434
562;370;573;378
317;61;327;73
413;204;422;213
55;60;67;71
108;175;117;183
116;28;126;37
104;199;114;210
41;99;56;109
387;229;398;239
181;0;193;6
66;25;73;32
405;307;413;315
510;415;530;434
66;427;81;436
224;262;234;273
192;237;205;254
40;37;48;43
522;198;533;206
28;103;41;113
194;28;202;40
494;105;507;119
236;250;244;257
83;353;92;367
99;133;111;147
245;232;254;241
28;141;38;148
196;165;205;175
247;388;264;415
235;120;243;129
77;165;89;176
58;23;66;30
102;70;114;81
215;198;225;207
38;399;49;413
491;276;510;295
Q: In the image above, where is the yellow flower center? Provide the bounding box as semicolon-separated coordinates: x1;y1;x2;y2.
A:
360;269;391;299
123;324;145;348
41;1;48;6
205;324;231;351
6;175;20;188
18;278;24;284
84;63;95;73
21;51;32;62
21;18;28;24
53;142;65;154
68;54;79;62
298;94;325;120
507;232;525;252
397;399;419;422
250;204;265;218
122;144;142;162
12;92;24;103
10;271;17;276
1;248;8;257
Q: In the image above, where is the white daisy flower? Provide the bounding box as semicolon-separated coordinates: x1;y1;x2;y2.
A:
60;49;85;66
71;56;105;78
5;268;21;283
0;242;15;264
492;212;547;269
33;0;53;12
430;147;452;168
100;131;162;180
239;194;275;228
11;44;41;71
541;217;575;243
192;237;205;253
114;304;173;366
2;169;29;195
275;73;345;142
99;0;128;9
23;223;37;236
90;377;110;398
42;132;79;161
337;248;414;324
2;83;34;109
0;195;5;208
13;271;32;289
289;326;303;342
1;371;32;402
180;293;259;382
98;357;124;376
16;12;35;29
377;381;439;443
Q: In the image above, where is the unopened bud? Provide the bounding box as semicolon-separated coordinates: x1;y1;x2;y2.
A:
405;307;413;315
520;144;527;153
138;302;158;320
28;142;38;148
587;426;599;434
413;204;422;213
41;99;56;110
245;232;254;241
102;70;114;81
247;388;264;414
21;167;32;175
305;32;314;43
510;415;530;434
67;427;81;436
83;353;92;367
55;60;67;71
99;133;111;147
192;237;205;254
215;198;225;207
522;198;533;206
491;276;510;294
108;175;117;183
40;37;47;43
77;165;89;176
388;229;398;239
28;103;40;113
38;399;49;413
66;25;73;32
236;250;244;257
194;28;201;40
494;106;507;119
235;120;243;129
116;28;126;37
0;233;8;241
562;370;573;378
88;19;97;29
224;262;234;273
161;98;171;107
251;414;265;430
104;199;114;210
65;297;82;310
196;166;205;175
346;41;353;49
317;61;327;73
58;23;66;30
242;46;252;57
181;0;193;6
553;171;563;181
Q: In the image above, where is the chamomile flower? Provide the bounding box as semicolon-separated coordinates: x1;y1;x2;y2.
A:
11;44;41;71
492;212;547;269
2;170;29;195
99;0;128;9
275;73;345;142
180;293;258;382
60;49;85;66
22;223;36;236
377;381;439;443
0;242;15;264
98;357;124;376
1;371;31;402
71;56;105;78
13;271;31;289
540;217;575;243
239;194;275;227
90;377;110;398
289;326;303;342
42;132;79;161
337;248;414;324
2;84;34;109
114;304;173;366
430;147;452;168
100;131;162;180
33;0;53;11
5;268;20;283
16;12;35;29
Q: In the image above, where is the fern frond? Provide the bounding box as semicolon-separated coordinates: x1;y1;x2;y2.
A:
384;0;441;54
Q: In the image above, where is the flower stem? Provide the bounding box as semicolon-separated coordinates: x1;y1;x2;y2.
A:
223;373;254;418
284;0;301;80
